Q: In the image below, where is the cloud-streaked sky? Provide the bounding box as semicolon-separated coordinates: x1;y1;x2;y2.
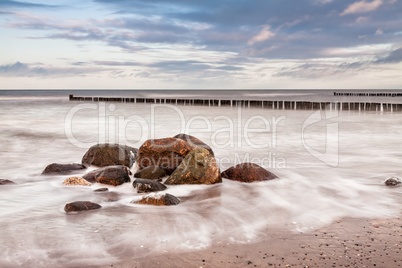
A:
0;0;401;89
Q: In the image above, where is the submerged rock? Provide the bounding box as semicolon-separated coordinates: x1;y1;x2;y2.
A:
133;178;167;193
137;138;192;174
173;133;215;156
221;163;277;183
83;165;131;186
165;148;222;185
134;165;167;181
82;143;138;168
94;188;109;192
62;177;92;186
64;201;102;212
385;177;402;186
133;193;180;206
0;179;15;185
42;163;86;175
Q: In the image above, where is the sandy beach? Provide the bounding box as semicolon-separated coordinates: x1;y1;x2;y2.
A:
112;193;401;268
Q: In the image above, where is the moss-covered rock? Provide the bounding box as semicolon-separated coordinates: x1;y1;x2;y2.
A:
134;165;166;181
164;148;222;185
173;133;215;156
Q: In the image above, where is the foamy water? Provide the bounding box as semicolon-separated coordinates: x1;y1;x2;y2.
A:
0;91;401;267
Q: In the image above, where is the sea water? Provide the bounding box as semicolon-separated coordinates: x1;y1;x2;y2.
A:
0;90;401;267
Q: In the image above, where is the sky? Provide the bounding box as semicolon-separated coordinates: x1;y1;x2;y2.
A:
0;0;401;89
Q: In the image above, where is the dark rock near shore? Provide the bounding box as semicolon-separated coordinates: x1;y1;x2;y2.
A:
81;143;138;168
94;188;109;192
133;193;180;206
64;201;102;212
165;148;222;185
221;163;277;183
137;138;192;175
133;178;167;193
42;163;86;175
134;165;167;181
0;179;15;185
173;133;215;156
83;165;131;186
385;177;402;186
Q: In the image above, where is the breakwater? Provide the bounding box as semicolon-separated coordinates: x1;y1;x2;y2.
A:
69;93;402;112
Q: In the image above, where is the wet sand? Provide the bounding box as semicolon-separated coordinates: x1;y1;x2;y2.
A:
110;193;401;268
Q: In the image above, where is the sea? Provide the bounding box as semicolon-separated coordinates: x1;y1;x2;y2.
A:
0;89;401;267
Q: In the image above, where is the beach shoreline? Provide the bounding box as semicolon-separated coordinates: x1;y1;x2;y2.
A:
111;193;401;268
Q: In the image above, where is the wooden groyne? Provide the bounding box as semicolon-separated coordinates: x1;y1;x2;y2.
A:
69;94;402;112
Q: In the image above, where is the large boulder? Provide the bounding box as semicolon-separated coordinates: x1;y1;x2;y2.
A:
62;177;92;186
134;165;167;181
173;133;214;156
133;178;167;193
0;179;15;185
64;201;102;212
137;138;192;175
221;163;277;183
132;193;180;206
164;148;222;185
42;163;86;175
82;165;131;186
81;143;138;168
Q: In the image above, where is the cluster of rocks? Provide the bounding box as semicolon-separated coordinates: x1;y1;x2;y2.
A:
38;134;281;213
35;134;401;213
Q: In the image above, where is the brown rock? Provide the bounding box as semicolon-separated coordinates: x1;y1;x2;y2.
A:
134;165;167;181
173;133;215;156
81;143;138;168
42;163;86;175
62;177;92;186
133;178;167;193
94;188;109;192
164;148;222;185
385;177;401;186
133;193;180;206
64;201;102;212
221;163;277;183
82;166;131;186
0;179;15;185
137;138;192;174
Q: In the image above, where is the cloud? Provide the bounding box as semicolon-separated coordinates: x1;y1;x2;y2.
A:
0;61;108;77
0;0;60;8
374;47;402;64
248;25;275;45
341;0;383;16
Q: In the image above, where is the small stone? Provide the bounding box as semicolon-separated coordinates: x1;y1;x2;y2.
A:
64;201;102;212
94;188;109;192
0;179;15;185
42;163;86;175
384;177;402;186
133;178;167;193
62;177;92;186
132;193;180;206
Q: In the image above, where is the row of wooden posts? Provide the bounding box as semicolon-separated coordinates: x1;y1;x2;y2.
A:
69;94;402;112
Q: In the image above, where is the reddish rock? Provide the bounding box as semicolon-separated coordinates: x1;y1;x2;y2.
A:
64;201;102;212
42;163;86;175
83;166;131;186
137;138;192;174
173;133;215;156
133;193;180;206
81;143;138;168
0;179;15;185
221;163;277;183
